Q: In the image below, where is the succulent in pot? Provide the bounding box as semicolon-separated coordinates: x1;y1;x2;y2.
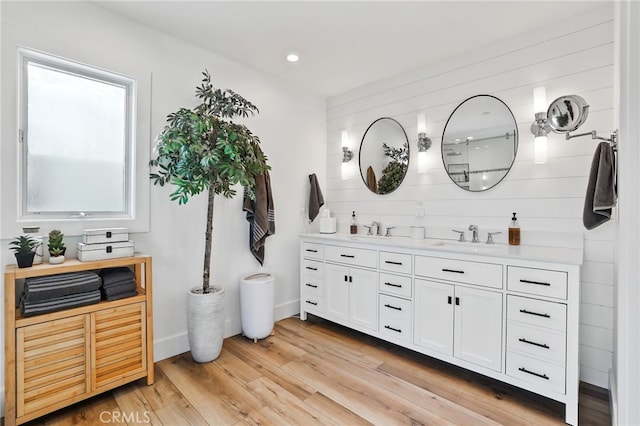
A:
9;235;38;268
47;229;66;264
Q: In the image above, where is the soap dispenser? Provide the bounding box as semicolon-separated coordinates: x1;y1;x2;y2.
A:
509;212;520;246
350;211;358;234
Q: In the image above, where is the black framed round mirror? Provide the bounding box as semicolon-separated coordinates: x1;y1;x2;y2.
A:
441;95;518;191
358;117;409;195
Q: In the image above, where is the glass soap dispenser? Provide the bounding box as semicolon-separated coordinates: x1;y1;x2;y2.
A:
350;211;357;234
509;212;520;246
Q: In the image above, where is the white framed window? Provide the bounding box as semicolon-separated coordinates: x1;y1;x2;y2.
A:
18;48;135;220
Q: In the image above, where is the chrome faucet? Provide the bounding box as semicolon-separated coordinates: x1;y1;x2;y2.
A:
371;221;382;236
469;224;479;243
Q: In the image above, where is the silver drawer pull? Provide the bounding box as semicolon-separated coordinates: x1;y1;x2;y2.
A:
340;254;355;258
384;304;402;311
384;282;402;288
305;300;318;306
518;338;550;349
519;309;551;318
385;260;403;265
384;325;402;333
443;268;464;274
305;283;318;288
520;279;551;286
518;367;549;380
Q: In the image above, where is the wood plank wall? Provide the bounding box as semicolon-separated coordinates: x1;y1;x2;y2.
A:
324;6;614;388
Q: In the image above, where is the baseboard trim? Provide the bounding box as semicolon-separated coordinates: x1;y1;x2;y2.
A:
609;368;618;425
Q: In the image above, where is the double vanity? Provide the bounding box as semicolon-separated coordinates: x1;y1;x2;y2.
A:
299;233;582;425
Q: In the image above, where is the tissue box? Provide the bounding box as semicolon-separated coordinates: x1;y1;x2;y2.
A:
319;218;337;234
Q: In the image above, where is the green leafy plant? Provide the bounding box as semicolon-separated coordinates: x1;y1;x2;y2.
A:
150;70;270;293
9;235;38;254
377;142;409;194
48;229;66;257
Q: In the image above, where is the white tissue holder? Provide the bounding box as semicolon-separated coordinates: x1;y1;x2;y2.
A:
410;226;425;240
320;218;337;234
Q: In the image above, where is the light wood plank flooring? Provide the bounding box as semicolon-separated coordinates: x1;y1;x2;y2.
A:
22;315;610;425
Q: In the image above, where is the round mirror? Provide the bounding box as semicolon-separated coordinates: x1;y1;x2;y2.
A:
441;95;518;191
547;95;589;133
359;117;409;194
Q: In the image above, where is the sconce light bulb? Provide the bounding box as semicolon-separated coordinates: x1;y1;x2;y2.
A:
534;135;548;164
418;150;428;173
533;86;547;113
417;113;426;134
341;130;349;148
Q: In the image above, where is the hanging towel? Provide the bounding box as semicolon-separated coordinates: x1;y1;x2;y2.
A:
243;170;275;266
308;173;324;222
583;141;617;230
366;166;378;193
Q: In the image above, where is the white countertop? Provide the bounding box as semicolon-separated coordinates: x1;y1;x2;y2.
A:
301;233;583;266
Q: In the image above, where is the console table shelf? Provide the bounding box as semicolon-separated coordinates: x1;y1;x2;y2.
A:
4;255;154;426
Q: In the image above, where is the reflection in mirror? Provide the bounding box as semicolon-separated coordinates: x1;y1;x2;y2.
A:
359;117;409;194
441;95;518;191
547;95;589;133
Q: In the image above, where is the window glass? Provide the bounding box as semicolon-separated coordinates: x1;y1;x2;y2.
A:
21;50;133;217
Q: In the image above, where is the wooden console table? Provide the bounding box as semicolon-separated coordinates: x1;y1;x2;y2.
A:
4;255;154;425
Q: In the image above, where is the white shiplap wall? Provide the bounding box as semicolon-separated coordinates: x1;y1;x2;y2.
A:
324;6;614;388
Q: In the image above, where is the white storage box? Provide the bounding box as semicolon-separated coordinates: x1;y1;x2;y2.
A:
77;241;134;262
83;228;129;244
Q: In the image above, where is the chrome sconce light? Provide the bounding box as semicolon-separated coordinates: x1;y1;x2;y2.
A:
530;87;551;164
341;130;353;163
417;113;431;173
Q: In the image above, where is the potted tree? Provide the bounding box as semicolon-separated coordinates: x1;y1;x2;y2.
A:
149;70;270;362
10;235;38;268
47;229;66;264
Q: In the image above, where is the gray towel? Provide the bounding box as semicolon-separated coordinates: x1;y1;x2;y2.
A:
243;169;275;266
308;173;324;222
100;267;135;286
583;141;617;230
24;271;102;302
20;290;102;316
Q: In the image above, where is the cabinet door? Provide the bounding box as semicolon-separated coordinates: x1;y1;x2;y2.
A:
349;267;377;331
92;302;146;390
414;279;454;355
325;263;349;322
17;315;91;417
454;286;503;371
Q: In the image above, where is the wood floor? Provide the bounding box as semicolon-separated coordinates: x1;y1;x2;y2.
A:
23;315;610;425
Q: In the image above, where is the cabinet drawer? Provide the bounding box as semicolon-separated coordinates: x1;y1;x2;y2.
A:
507;266;567;299
379;251;412;275
507;322;566;365
507;295;566;331
303;242;324;260
506;351;566;394
379;294;412;343
302;276;323;295
379;272;412;298
302;295;324;313
302;259;324;276
325;245;377;268
415;256;503;289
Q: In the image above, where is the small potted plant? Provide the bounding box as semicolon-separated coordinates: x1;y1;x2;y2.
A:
10;235;38;268
47;229;66;264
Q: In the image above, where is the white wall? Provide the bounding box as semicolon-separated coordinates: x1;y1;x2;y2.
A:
325;6;614;388
0;0;326;408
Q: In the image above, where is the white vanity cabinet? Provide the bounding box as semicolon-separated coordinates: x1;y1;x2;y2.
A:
299;235;581;426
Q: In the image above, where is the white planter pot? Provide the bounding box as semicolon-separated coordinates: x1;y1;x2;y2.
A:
49;255;65;265
187;286;224;363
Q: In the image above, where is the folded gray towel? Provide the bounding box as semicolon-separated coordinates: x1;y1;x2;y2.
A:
102;280;137;297
100;267;135;286
24;272;102;302
583;141;617;230
103;290;138;301
308;173;324;222
20;290;102;316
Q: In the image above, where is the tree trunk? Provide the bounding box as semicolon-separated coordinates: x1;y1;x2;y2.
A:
202;183;215;293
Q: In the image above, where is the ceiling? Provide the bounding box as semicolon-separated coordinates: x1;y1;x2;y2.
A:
95;1;609;98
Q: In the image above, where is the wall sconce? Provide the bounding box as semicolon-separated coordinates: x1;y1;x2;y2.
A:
417;113;431;173
341;130;353;163
530;86;551;164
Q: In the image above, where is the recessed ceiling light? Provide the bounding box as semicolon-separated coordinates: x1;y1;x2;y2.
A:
286;53;299;62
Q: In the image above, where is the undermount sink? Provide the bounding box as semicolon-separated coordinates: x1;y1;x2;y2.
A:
441;240;508;254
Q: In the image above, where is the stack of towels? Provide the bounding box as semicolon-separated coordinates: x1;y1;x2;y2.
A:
20;271;102;317
100;267;137;301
